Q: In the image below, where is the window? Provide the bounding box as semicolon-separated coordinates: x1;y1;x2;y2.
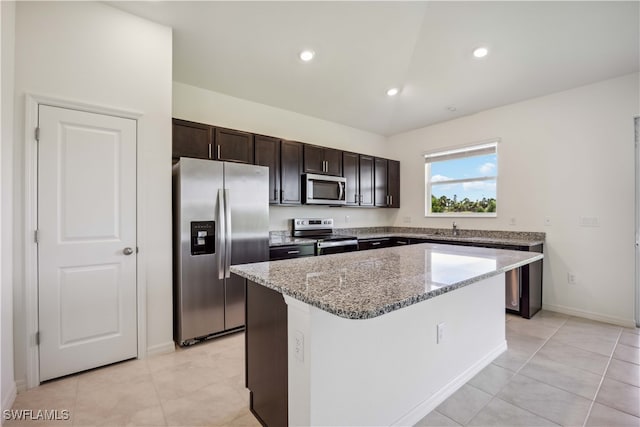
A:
424;141;498;217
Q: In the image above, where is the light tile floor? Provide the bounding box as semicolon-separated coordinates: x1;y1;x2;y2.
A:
6;311;640;427
417;311;640;427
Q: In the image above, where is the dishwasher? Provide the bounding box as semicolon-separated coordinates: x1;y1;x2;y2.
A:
505;268;521;312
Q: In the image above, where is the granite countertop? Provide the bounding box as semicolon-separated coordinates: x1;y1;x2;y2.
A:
269;227;545;248
268;235;317;247
231;243;543;320
353;232;544;247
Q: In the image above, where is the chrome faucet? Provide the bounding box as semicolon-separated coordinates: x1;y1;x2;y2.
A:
452;221;459;236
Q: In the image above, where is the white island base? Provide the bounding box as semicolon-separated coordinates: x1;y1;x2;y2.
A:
285;273;506;427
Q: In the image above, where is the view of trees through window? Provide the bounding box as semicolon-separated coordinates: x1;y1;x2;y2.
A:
425;142;498;215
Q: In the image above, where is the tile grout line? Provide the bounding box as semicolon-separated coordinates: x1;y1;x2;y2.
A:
580;328;624;427
146;359;170;427
464;315;569;426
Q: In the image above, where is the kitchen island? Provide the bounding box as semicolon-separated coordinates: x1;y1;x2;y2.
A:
231;243;543;427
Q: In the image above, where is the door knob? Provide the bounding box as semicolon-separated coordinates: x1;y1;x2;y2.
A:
122;247;134;255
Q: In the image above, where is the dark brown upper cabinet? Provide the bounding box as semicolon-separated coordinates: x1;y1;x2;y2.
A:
359;155;375;207
374;157;388;207
303;144;343;176
374;158;400;208
388;159;400;208
343;152;374;207
254;135;281;205
280;140;303;205
214;127;254;164
343;152;360;206
172;118;213;161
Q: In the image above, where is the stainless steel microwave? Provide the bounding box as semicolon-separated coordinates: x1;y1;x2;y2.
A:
303;173;347;205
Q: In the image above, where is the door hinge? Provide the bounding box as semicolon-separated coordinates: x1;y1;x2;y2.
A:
35;331;40;345
34;229;39;243
35;127;40;142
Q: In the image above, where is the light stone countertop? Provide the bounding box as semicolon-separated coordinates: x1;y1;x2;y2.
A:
353;232;544;247
268;235;317;247
231;243;543;319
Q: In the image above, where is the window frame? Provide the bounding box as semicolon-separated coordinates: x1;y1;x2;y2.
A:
424;140;499;218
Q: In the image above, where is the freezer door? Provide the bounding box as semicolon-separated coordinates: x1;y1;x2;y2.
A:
174;158;226;343
223;162;270;329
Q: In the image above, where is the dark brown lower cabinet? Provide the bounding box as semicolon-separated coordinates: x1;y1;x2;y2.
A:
246;280;288;427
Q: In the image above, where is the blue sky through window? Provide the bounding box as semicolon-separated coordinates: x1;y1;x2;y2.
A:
430;153;497;201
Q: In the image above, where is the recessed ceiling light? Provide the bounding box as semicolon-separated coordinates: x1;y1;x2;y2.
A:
386;88;399;97
299;50;315;62
473;47;489;59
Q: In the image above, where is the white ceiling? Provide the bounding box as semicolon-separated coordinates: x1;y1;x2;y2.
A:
108;1;639;136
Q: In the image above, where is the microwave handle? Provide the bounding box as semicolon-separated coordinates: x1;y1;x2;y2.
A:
338;181;344;201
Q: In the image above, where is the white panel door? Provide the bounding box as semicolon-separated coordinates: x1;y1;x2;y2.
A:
38;105;137;382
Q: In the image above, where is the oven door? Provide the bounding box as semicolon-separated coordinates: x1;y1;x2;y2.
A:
304;174;346;205
316;240;359;256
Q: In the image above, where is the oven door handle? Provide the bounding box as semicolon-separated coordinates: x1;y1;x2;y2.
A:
316;239;358;249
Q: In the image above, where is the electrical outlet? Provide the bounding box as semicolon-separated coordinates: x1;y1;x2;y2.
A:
294;330;304;362
344;215;350;224
437;322;445;344
580;216;600;227
567;272;578;285
544;216;552;226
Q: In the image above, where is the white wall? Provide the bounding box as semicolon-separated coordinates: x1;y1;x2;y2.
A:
388;73;640;326
1;0;17;413
13;1;173;388
173;82;396;230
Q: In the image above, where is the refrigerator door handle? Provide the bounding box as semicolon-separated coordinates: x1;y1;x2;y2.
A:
224;189;232;278
217;189;225;280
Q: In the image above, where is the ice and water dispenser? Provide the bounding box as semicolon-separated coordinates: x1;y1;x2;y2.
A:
190;221;215;255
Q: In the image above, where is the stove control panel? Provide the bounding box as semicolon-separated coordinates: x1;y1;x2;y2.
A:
293;218;334;231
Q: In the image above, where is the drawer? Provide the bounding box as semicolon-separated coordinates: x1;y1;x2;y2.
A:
358;238;392;251
269;244;315;260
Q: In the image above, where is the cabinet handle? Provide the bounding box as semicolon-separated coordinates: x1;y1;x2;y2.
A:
287;250;300;255
372;242;381;246
390;195;393;206
208;143;212;159
217;145;221;159
397;241;407;245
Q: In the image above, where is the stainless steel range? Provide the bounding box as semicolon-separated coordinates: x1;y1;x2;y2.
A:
292;218;358;255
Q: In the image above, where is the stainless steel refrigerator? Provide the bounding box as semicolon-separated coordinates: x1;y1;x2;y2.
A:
173;158;269;346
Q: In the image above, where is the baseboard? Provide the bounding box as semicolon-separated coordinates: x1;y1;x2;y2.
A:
544;304;637;328
2;381;17;413
392;341;507;426
146;341;175;357
14;379;26;393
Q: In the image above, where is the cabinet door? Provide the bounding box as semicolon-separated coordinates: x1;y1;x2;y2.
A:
172;118;212;160
324;148;343;176
388;159;400;208
303;144;325;174
358;238;392;250
359;155;375;206
215;127;254;164
343;152;360;206
281;140;303;204
374;157;388;207
254;135;281;204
